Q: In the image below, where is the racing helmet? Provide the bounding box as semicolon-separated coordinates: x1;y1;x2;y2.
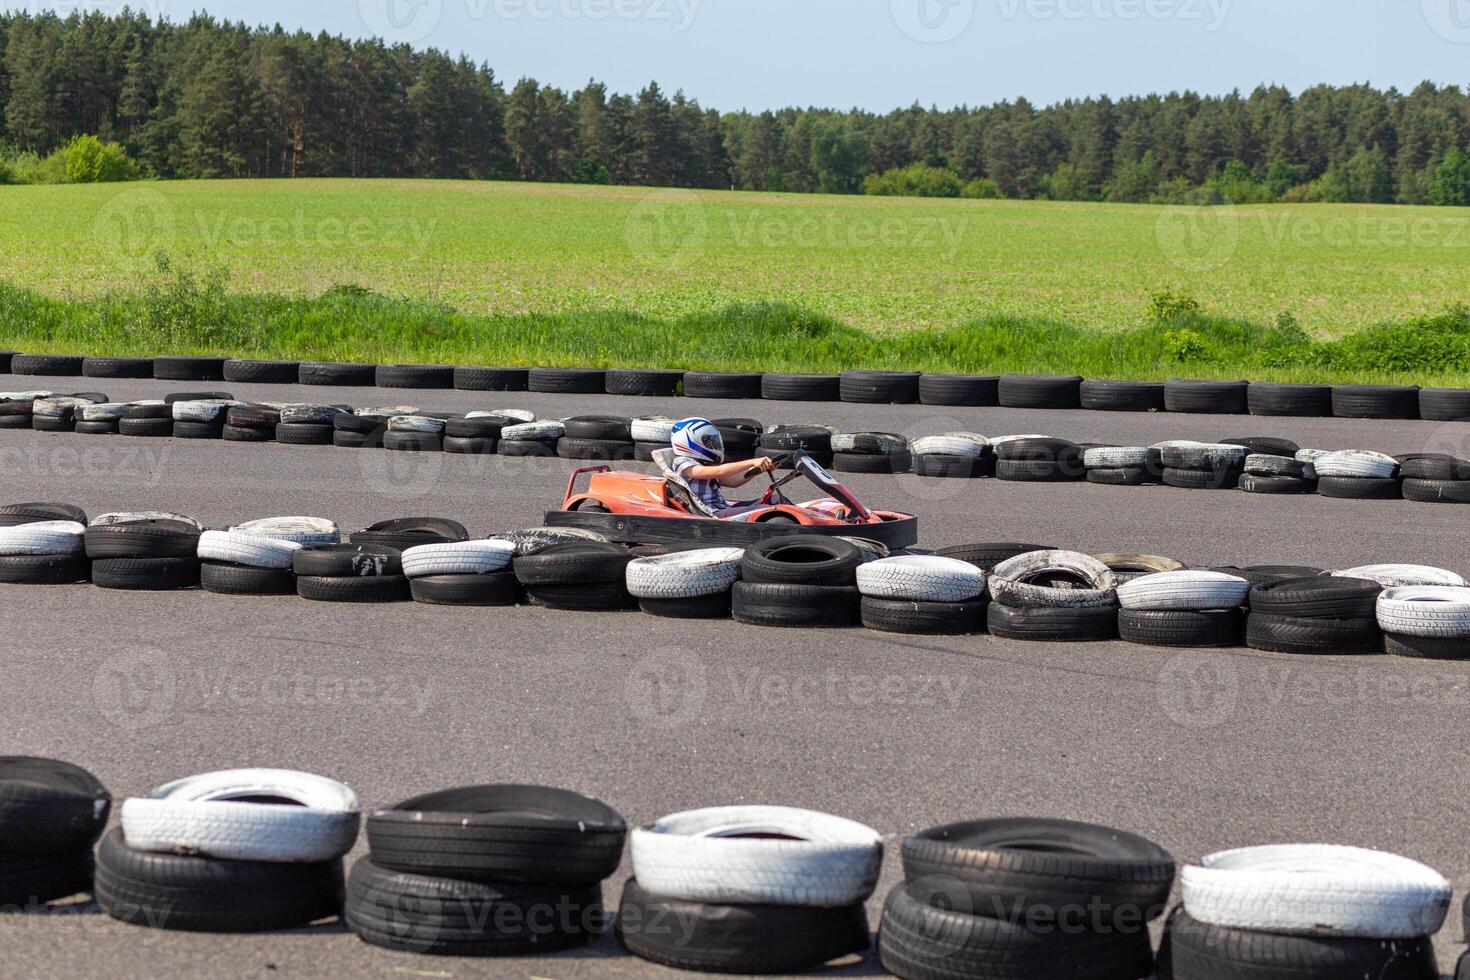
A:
671;417;725;464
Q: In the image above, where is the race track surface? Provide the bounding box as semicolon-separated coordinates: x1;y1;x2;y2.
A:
1;373;1467;979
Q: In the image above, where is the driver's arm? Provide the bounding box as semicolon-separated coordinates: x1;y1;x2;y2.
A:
682;458;776;487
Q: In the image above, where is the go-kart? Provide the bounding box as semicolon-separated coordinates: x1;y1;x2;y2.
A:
546;448;919;548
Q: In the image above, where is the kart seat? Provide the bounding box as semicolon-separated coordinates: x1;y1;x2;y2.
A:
651;448;720;519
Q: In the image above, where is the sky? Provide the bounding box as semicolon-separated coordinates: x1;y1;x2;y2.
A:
7;0;1470;111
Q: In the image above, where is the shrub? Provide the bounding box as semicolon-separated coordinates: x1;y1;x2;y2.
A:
863;163;963;198
1429;148;1470;207
960;177;1003;199
62;135;142;183
1149;290;1203;322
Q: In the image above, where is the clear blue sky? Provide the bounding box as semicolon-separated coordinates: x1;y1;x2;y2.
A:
11;1;1469;111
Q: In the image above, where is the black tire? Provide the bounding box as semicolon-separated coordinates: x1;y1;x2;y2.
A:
731;582;861;627
153;356;225;381
383;430;443;452
444;416;507;439
95;828;342;933
298;361;377;386
1118;608;1244;648
879;880;1154;980
556;435;632;459
332;430;372;448
293;543;403;577
1239;473;1316;494
226;406;281;428
1248;382;1334;417
1162;466;1244;490
85;520;200;559
861;596;987;635
913;454;990;478
986;603;1118;641
0;757;110;855
0;413;33;429
199;561;296;596
117;417;173;437
73;420;116;435
832;450;911;474
1420;387;1470;422
442;436;498;455
632;440;664;462
1079;380;1166;412
1401;456;1470;480
935;543;1054;572
759;425;833;453
1245;612;1381;654
900;817;1175;925
918;374;1000;406
1384;633;1470;660
1164;379;1249;414
1243;455;1313;479
0;553;90;584
997;374;1083;409
619;878;869;975
527;367;605;393
409;572;521;606
1223;435;1299;457
375;363;454;389
760;373;840;401
0;349;13;372
11;354;84;376
635;591;732;619
524;580;634;611
346;857;602;956
562;415;633;440
1402;478;1470;503
275;422;335;445
222;359;299;384
839;370;921;404
171;420;223;439
1332;384;1421;420
997;458;1086;482
497;438;556;457
0;501;88;525
605;368;683;396
221;424;273;443
121;402;171;420
514;542;631;585
1155;908;1437;980
0;850;95;905
333;412;387;433
90;556;201;590
1087;466;1155;486
756;447;833;468
1248;576;1380;619
82;356;153;379
296;575;410;602
1317;476;1402;500
163;390;233;404
31;415;75;433
740;536;862;586
682;372;763;399
367;784;625;884
1160;446;1246;470
453;366;529;391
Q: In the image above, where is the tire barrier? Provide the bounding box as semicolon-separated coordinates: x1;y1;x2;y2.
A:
3;356;1468;418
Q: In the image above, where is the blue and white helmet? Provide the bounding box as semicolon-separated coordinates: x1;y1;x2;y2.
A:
671;417;724;464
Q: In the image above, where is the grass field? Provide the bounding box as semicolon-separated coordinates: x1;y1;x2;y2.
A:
1;179;1468;383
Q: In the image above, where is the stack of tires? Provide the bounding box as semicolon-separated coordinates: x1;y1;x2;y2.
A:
630;416;676;461
277;404;343;446
995;437;1085;482
625;547;744;618
0;757;110;908
1245;576;1384;654
1239;452;1317;494
0;390;45;429
293;543;410;603
1376;584;1470;659
0;512;89;584
1158;442;1248;490
757;425;833;467
171;399;239;439
987;550;1120;641
857;556;988;634
223;404;280;443
1160;844;1448;979
1117;570;1250;648
351;516;466;552
559;415;635;461
622;805;879;973
443;412;508;455
333;408;391;449
351;784;624;955
1084;446;1158;486
99;768;358;932
401;539;518;606
500;419;562;457
1402;455;1470;504
731;536;864;627
31;395;99;433
197;528;302;596
85;513;203;590
514;541;634;610
880;817;1173;980
118;400;172;437
1314;450;1402;500
831;432;911;473
712;418;762;461
383;415;445;452
910;433;992;478
75;401;126;435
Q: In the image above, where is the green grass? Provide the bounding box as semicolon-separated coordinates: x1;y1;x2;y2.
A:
1;179;1469;383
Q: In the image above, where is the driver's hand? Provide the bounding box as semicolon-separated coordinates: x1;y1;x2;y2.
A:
757;456;778;473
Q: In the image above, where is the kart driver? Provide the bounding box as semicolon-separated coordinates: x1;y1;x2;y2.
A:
670;417;777;516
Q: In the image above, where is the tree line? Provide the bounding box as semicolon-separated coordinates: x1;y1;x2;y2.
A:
3;9;1469;204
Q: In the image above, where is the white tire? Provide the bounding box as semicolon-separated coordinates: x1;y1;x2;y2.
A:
1180;844;1451;938
78;403;127;421
911;434;989;458
489;526;608;556
989;550;1118;608
1313;450;1398;479
401;540;515;577
626;548;744;598
0;520;86;556
485;408;536;423
90;511;203;529
1149;440;1212;451
0;390;55;401
1164;443;1249;464
1117;570;1250;611
279;404;344;424
387;414;446;433
1084;447;1150;468
992;434;1051;445
630;805;882;907
171;400;241;422
231;516;341;547
1335;564;1466;588
33;396;95;417
1376;586;1470;637
120;768;360;863
1294;448;1330;462
196;530;302;569
856;555;986;601
503;421;564;441
630;417;676;443
356;405;418;417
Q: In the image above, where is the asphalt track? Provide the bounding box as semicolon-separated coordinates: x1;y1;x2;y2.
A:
1;372;1468;979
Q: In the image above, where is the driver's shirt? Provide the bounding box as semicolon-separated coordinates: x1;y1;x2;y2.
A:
670;455;730;511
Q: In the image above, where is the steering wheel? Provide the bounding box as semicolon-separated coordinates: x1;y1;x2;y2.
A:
749;453;802;503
